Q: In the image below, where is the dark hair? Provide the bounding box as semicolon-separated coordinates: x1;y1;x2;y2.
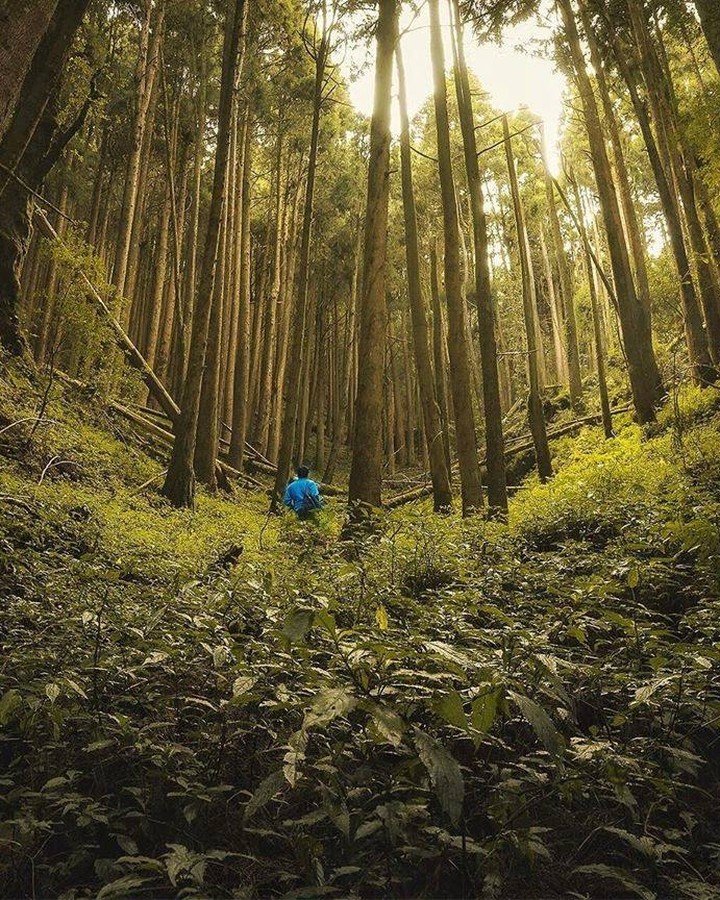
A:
296;465;309;479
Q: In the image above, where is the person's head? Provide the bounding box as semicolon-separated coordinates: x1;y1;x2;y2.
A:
296;464;310;479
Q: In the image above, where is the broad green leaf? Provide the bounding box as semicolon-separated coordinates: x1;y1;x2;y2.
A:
314;609;337;637
366;702;405;747
164;843;206;887
283;729;308;786
244;769;285;821
472;689;499;737
45;683;60;704
0;689;22;725
414;729;464;825
375;605;389;630
282;608;314;644
304;687;356;729
573;864;655;900
97;875;155;899
633;676;675;706
64;678;88;699
433;691;467;729
232;675;258;697
509;691;563;755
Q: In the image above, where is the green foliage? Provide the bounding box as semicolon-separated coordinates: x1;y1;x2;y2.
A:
1;367;720;897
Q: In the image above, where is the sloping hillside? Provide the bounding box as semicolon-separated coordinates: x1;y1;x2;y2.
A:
1;361;720;899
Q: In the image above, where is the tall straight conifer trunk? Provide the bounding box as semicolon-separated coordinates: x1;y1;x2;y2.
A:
0;0;90;354
503;116;552;481
270;9;333;512
396;42;452;512
161;0;246;508
450;0;508;517
557;0;662;424
428;0;483;515
541;136;582;407
695;0;720;77
0;0;58;144
346;0;398;520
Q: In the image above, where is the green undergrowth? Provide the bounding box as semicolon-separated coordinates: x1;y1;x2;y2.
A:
1;361;720;899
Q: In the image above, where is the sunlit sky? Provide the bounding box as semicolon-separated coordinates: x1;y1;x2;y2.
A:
345;5;567;172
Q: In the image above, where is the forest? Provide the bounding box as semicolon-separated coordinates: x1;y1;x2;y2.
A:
1;0;720;896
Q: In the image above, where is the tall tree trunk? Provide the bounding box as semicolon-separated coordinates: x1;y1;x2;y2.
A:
345;0;397;520
161;0;246;508
254;132;285;453
557;0;661;424
542;131;583;407
428;0;483;515
396;43;453;511
621;0;718;375
0;0;59;144
0;0;90;354
143;183;171;371
35;180;68;363
228;110;253;471
504;116;552;481
194;165;230;489
430;241;453;475
695;0;720;77
539;228;567;384
450;0;507;515
572;177;613;438
270;15;332;511
112;0;164;304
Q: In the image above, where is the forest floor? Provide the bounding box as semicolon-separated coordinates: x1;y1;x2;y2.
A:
1;358;720;899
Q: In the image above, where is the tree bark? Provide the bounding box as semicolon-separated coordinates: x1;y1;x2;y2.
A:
270;13;332;511
542;131;583;408
503;116;552;481
451;0;508;516
346;0;397;520
557;0;662;424
428;0;483;515
430;240;453;475
396;43;453;511
0;0;90;354
0;0;59;143
228;110;253;471
161;0;246;508
695;0;720;77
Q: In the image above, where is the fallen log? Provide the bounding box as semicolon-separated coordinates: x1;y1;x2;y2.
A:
385;405;632;509
109;402;264;490
34;208;181;427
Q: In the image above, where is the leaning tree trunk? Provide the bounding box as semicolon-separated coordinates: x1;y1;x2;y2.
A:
451;0;508;517
695;0;720;77
428;0;483;515
621;0;717;378
396;42;453;512
345;0;397;521
604;14;716;376
557;0;662;424
161;0;246;509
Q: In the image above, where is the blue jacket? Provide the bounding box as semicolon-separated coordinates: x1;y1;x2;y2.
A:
283;477;322;513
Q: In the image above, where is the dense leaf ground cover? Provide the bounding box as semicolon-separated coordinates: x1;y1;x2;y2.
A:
1;362;720;899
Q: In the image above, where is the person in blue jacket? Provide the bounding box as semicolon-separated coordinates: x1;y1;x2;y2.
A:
283;465;323;521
